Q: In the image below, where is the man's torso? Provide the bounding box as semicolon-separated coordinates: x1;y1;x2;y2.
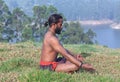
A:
40;31;58;62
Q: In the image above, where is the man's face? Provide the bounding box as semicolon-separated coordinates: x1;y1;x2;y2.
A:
55;19;63;34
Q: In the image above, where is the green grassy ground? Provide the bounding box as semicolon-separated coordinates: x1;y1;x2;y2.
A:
0;41;120;82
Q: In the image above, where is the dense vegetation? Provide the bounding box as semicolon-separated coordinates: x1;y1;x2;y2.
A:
0;42;120;82
0;0;96;44
3;0;120;21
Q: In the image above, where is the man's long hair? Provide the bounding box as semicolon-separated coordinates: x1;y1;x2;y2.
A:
44;14;63;27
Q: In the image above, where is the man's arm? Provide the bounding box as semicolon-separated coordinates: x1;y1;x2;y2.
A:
65;49;95;71
65;49;84;62
48;36;82;67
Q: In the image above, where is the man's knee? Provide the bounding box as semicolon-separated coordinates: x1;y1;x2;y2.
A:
72;64;79;70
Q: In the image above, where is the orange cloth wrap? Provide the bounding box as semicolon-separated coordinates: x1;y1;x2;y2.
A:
40;61;58;70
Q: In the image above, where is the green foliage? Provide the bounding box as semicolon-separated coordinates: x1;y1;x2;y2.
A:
2;0;120;22
22;26;33;41
31;5;59;41
0;0;96;44
47;5;57;15
1;7;31;42
60;22;96;44
0;0;11;41
33;5;47;18
12;7;27;30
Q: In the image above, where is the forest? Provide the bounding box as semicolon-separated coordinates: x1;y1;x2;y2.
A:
3;0;120;21
0;0;96;44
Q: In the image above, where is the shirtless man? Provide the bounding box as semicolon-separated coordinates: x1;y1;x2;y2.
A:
40;14;95;73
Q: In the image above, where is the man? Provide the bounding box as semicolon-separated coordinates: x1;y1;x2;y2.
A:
40;14;95;73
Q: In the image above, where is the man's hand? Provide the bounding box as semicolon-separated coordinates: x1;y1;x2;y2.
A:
76;54;84;62
82;63;95;72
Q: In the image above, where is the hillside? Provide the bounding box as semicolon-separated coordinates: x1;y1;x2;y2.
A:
0;42;120;82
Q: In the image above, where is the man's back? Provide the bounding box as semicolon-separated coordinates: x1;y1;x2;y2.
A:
40;31;58;62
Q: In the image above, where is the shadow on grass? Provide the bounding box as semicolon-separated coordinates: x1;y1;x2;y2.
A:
0;48;11;52
77;69;98;74
81;52;92;58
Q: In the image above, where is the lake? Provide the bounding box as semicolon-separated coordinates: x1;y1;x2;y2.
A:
82;24;120;49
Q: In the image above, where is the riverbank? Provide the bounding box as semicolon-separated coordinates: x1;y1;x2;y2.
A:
79;19;113;26
67;19;120;29
110;23;120;29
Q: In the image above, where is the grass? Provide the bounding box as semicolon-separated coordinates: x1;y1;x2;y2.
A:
0;41;120;82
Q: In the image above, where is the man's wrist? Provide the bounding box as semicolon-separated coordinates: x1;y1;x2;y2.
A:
79;61;83;68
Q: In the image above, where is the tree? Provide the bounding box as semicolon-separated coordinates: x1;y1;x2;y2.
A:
86;29;96;39
1;7;30;43
31;5;58;41
22;25;33;41
0;0;12;42
11;8;31;42
60;22;84;44
60;22;96;44
82;29;96;44
47;5;57;16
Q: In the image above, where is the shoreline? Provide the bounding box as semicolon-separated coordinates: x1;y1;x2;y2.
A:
67;20;120;29
79;19;113;25
110;23;120;29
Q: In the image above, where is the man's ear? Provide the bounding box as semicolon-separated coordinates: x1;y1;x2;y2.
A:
53;23;57;27
51;23;56;29
51;23;55;26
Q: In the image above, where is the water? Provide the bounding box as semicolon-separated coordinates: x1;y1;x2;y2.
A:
82;24;120;49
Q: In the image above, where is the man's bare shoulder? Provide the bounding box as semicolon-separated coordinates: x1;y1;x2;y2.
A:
45;32;59;44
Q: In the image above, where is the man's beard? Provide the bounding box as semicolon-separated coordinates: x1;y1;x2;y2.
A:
55;27;62;34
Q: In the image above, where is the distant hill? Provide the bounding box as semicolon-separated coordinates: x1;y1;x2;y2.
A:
3;0;120;21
